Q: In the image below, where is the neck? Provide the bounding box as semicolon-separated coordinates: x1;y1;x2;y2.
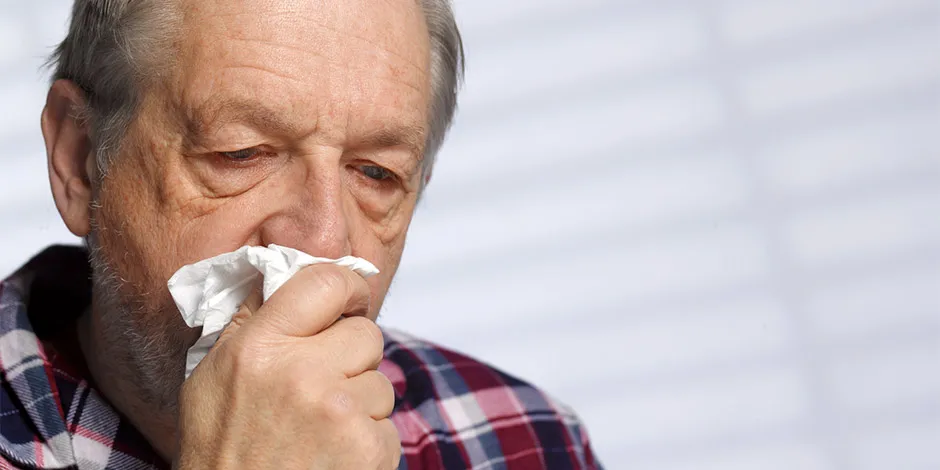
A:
76;308;179;461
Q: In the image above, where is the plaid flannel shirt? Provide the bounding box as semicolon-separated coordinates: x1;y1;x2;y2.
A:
0;246;602;469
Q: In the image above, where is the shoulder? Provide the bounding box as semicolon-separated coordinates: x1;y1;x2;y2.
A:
380;328;602;470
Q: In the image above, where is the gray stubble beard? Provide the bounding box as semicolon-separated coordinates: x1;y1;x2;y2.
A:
84;228;190;420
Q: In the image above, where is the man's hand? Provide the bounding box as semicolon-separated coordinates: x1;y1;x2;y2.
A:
176;264;400;469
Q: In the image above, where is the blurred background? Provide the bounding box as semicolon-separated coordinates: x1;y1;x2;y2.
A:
2;0;939;468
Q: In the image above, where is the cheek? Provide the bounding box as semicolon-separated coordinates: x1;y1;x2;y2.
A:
172;194;274;264
365;270;396;319
352;218;409;319
345;183;417;247
346;190;412;262
92;134;199;294
172;161;309;263
98;143;416;309
95;179;178;307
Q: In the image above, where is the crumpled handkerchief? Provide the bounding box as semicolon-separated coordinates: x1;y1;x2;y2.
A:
167;244;379;378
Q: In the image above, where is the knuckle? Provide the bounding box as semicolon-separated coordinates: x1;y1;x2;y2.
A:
218;338;268;380
347;316;384;349
281;372;320;409
318;387;356;422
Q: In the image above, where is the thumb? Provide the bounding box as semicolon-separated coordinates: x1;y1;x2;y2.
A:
216;282;263;344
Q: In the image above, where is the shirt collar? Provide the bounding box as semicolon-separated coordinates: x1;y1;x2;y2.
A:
0;245;164;468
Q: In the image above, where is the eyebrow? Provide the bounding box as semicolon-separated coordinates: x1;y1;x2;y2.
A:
184;98;427;157
353;125;427;158
185;98;305;139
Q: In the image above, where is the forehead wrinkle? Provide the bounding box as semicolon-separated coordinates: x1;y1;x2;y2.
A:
174;0;431;147
222;38;425;95
197;2;429;77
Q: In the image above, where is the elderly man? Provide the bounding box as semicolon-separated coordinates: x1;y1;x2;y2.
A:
0;0;602;468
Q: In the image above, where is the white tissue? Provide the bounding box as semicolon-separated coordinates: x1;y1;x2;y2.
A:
167;244;379;378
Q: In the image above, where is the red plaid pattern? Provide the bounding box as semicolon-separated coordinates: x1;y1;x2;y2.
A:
0;246;603;469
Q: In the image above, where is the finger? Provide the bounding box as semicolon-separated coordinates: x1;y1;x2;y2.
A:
216;280;263;344
376;418;402;470
340;370;395;420
248;264;371;338
315;316;385;377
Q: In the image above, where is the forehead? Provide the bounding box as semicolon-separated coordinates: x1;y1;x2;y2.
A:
169;0;431;142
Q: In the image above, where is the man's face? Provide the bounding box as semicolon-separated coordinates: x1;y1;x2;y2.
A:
88;0;431;403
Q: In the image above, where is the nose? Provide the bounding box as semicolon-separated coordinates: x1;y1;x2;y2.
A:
258;162;350;259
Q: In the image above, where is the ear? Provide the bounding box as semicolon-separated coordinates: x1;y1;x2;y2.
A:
41;80;97;238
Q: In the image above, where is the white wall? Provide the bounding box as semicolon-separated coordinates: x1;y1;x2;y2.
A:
2;1;939;469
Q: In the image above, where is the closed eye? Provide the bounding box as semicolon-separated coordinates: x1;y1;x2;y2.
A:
220;148;261;161
360;165;394;181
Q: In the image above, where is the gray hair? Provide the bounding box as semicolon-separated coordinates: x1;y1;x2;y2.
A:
48;0;464;183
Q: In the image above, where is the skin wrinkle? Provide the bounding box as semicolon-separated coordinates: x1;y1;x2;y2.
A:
185;97;315;147
218;64;316;87
181;85;324;152
202;0;429;76
225;31;428;80
193;7;428;90
189;68;417;150
169;100;294;216
215;59;426;96
51;0;436;461
172;161;294;243
179;59;425;183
